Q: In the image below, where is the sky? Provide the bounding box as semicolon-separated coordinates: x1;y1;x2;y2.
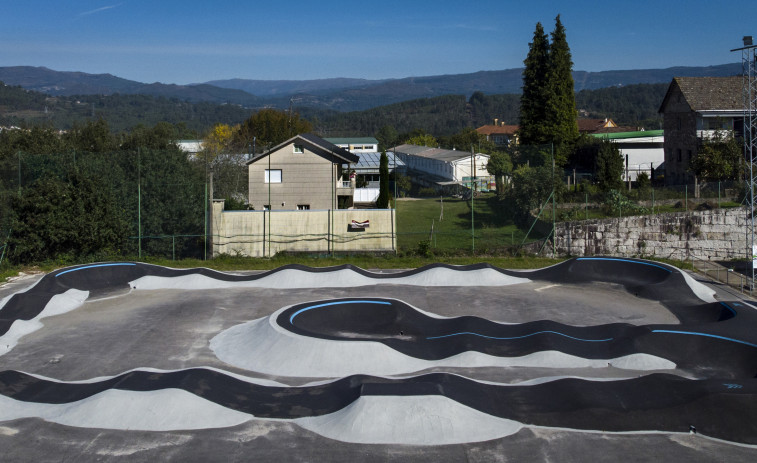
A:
1;0;754;85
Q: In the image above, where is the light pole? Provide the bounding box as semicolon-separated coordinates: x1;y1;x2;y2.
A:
732;36;757;289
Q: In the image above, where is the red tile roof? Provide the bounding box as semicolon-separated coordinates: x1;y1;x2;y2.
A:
476;124;519;135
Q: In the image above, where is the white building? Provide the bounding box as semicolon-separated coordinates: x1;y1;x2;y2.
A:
591;130;664;182
394;144;493;191
325;137;379;154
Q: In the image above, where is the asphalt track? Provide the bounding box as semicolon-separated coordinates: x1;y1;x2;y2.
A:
1;257;757;460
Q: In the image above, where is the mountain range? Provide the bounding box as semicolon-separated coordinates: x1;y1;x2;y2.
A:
0;63;742;113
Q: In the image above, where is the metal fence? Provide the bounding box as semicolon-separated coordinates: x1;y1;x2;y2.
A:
0;150;208;264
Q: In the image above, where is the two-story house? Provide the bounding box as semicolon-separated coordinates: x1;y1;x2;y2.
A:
476;120;519;147
247;133;359;210
658;76;744;185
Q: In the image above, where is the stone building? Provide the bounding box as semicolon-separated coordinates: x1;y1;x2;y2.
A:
658;76;744;186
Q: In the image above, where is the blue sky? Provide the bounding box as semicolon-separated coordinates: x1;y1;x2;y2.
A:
1;1;753;84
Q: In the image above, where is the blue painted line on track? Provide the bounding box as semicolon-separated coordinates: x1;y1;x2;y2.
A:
289;300;393;324
720;302;737;317
56;263;137;277
426;330;613;342
576;257;672;273
652;330;757;349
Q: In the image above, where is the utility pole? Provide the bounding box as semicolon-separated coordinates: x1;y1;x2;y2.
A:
471;145;475;253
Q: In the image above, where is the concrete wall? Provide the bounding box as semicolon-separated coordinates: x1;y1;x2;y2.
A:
553;208;749;260
212;201;395;257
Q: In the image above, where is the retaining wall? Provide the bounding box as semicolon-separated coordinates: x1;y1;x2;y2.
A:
554;207;750;260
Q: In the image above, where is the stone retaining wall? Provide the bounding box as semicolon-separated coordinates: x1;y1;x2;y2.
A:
554;207;750;260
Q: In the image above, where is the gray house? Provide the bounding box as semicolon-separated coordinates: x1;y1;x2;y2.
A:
658;76;744;185
247;133;359;210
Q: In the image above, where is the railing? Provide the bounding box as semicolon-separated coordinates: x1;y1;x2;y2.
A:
689;254;755;298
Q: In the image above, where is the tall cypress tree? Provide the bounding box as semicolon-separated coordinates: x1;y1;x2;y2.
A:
519;22;551;153
548;14;579;167
377;150;390;208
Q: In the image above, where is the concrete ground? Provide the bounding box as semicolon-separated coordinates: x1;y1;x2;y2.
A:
0;268;755;461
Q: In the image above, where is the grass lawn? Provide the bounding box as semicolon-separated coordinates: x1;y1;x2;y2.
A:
395;194;542;253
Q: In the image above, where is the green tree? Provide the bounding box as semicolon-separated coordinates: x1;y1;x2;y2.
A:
506;164;555;226
486;151;513;193
376;125;399;151
439;127;495;153
519;22;552;154
121;122;179;150
377;151;390;208
404;129;437;147
9;169;128;263
519;16;578;167
595;140;624;191
394;172;411;198
233;108;312;151
64;119;118;152
547;15;579;167
690;131;744;181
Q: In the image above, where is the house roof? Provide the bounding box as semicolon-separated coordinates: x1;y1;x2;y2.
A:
354;151;406;171
394;144;488;163
247;133;359;165
659;76;743;113
577;118;617;133
476;124;519;136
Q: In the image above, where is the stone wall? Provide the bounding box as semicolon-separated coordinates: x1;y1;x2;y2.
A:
554;207;749;260
212;201;396;257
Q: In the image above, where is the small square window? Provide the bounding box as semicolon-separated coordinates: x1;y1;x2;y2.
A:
293;144;304;153
265;169;282;183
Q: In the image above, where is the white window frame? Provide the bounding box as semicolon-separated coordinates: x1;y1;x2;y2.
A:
265;169;282;183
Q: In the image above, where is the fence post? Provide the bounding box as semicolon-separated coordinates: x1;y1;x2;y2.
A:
585;193;588;221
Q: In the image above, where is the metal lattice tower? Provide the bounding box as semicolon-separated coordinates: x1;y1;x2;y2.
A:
733;38;757;288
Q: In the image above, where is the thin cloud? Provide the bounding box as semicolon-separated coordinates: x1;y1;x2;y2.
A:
79;3;122;17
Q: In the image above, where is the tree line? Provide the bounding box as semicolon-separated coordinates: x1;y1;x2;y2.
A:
0;120;207;265
2;78;665;141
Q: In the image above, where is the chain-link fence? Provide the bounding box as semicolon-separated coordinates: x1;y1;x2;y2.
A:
0;150;208;265
0;147;751;264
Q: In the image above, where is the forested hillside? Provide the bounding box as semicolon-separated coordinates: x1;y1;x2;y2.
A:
2;80;665;138
0;83;250;135
575;83;667;129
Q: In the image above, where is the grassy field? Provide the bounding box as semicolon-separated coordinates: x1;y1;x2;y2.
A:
395;194;542;253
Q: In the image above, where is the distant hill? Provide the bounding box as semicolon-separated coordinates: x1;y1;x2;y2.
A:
204;77;387;97
0;82;251;134
202;63;742;111
0;63;742;113
0;66;261;106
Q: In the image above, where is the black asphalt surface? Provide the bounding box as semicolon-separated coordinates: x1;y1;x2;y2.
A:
1;257;757;446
